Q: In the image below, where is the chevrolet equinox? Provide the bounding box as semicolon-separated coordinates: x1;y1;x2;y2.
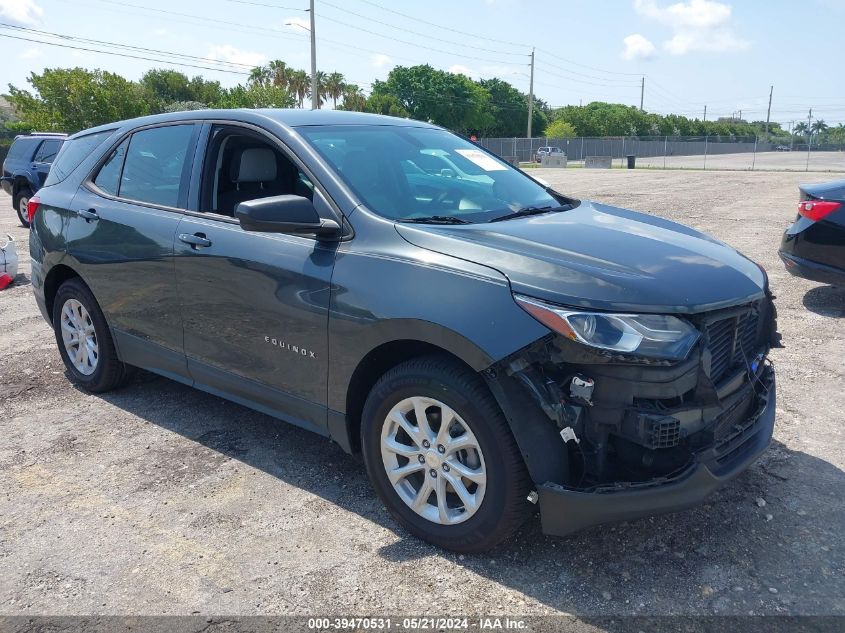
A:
29;110;779;552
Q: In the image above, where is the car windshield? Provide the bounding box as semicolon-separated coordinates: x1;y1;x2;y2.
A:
299;125;560;223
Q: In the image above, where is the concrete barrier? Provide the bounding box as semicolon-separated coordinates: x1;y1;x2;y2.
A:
585;156;612;169
541;155;568;168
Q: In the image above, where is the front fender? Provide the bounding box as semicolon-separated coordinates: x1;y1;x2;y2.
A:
326;243;550;413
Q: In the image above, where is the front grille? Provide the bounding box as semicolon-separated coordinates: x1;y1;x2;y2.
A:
705;305;761;384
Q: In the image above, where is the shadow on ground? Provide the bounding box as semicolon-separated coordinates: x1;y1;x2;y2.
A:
803;284;844;318
93;370;845;615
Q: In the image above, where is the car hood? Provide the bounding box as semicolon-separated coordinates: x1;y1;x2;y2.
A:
395;201;766;314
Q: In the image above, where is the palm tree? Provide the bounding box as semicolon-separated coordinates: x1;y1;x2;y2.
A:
811;119;828;142
287;70;309;108
341;84;366;111
314;70;328;108
248;65;271;87
794;121;809;142
324;71;345;109
268;60;289;89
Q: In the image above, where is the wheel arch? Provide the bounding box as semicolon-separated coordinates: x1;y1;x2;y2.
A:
43;263;85;324
334;334;487;454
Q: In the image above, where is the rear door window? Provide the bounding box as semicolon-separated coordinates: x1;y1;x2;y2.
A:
93;139;129;197
33;139;63;164
44;130;115;186
119;124;196;208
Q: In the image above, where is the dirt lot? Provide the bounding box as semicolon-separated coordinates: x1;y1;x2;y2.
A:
563;150;845;172
0;169;843;618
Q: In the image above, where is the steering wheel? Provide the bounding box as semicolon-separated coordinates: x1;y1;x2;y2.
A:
429;187;464;207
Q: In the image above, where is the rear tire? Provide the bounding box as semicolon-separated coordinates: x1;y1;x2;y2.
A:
361;356;533;553
52;277;134;393
15;187;32;228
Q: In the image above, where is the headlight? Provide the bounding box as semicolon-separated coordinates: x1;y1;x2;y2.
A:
514;294;700;360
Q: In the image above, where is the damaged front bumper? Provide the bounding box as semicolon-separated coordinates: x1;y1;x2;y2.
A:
485;294;780;537
538;365;775;536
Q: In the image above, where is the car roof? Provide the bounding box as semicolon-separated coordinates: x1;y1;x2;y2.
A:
67;109;438;140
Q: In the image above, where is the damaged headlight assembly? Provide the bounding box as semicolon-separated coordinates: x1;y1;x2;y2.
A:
514;294;700;361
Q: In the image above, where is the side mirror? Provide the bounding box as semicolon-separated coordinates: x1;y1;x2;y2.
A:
235;195;342;239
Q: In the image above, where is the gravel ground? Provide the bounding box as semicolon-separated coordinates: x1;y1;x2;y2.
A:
0;169;843;619
559;150;845;172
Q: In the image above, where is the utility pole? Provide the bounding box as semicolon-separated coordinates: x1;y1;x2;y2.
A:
640;76;645;111
309;0;318;110
764;85;773;138
703;105;707;122
739;109;742;121
789;120;795;150
527;48;535;138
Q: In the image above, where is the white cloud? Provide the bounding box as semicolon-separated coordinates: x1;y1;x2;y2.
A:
206;45;266;68
371;53;392;69
633;0;749;55
0;0;43;26
18;47;42;60
448;64;475;78
621;34;656;60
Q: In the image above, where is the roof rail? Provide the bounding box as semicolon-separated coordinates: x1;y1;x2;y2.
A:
28;132;68;137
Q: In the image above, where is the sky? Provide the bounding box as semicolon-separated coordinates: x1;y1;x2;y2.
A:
1;0;844;129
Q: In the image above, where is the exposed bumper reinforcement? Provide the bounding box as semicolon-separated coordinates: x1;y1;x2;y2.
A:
538;369;776;537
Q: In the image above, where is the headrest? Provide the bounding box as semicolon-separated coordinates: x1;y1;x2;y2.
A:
231;147;277;183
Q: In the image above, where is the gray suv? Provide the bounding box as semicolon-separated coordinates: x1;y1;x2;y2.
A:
30;110;778;552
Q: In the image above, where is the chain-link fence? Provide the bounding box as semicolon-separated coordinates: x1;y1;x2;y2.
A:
477;136;845;172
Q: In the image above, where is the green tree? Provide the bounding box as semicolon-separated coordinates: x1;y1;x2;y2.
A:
268;60;289;88
140;69;223;112
339;84;367;111
287;70;310;108
248;65;271;87
544;119;577;138
371;64;493;134
364;93;408;118
324;71;345;109
478;78;546;137
214;83;295;109
7;67;151;133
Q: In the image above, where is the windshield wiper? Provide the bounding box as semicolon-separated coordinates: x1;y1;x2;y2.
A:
488;204;571;223
399;216;471;225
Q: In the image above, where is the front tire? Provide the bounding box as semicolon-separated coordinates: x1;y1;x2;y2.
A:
52;278;134;393
15;187;32;228
361;356;533;553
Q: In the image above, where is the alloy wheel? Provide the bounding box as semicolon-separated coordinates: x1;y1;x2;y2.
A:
60;298;98;375
380;396;487;525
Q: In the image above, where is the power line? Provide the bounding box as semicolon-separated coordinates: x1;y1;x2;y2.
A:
316;12;524;65
355;0;526;49
0;32;250;75
224;0;305;8
91;0;309;41
320;0;522;57
0;23;256;70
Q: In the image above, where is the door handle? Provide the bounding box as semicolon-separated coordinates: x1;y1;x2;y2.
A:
77;208;99;221
178;233;212;248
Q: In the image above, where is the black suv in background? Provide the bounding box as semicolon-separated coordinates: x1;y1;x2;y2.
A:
2;132;66;226
29;110;779;552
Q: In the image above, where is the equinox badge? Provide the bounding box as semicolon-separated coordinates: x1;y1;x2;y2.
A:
264;336;317;359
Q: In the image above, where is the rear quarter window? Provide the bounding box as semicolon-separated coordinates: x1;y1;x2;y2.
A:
6;138;39;161
43;130;115;187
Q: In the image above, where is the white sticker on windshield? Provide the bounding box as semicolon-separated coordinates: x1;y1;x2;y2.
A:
454;149;508;171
